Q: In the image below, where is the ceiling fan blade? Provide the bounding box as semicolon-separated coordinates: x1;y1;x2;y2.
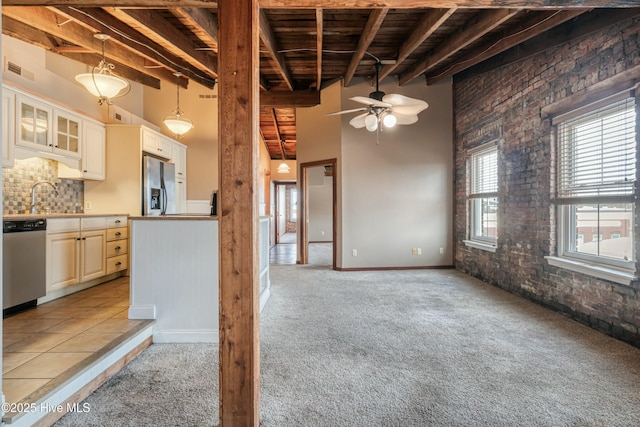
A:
382;93;428;115
394;113;419;126
350;96;392;108
349;113;369;129
326;108;368;116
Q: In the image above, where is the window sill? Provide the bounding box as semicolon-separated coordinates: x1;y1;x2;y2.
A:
463;240;497;253
545;256;636;286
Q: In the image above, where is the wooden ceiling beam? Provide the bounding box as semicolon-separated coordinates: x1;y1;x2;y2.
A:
50;6;202;88
173;7;219;52
3;6;182;86
316;8;323;91
260;90;320;107
426;9;587;84
3;0;635;7
398;8;519;85
269;108;286;160
103;7;218;82
343;8;388;87
378;8;455;82
259;9;295;91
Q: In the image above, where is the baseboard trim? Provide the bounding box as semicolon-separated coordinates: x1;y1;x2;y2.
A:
337;265;455;272
152;329;218;343
128;304;156;319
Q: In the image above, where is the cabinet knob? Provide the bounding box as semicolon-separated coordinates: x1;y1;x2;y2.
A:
76;238;81;241
115;232;121;236
115;246;121;250
83;170;87;173
115;220;121;223
115;262;122;266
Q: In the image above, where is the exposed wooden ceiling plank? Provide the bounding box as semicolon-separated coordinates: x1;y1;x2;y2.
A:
3;6;181;86
103;7;218;82
398;8;519;85
2;15;57;50
269;108;286;159
426;9;587;84
457;7;640;82
173;7;219;52
378;8;456;82
3;1;631;8
316;8;323;91
343;8;388;87
259;9;295;91
260;90;320;107
51;6;200;88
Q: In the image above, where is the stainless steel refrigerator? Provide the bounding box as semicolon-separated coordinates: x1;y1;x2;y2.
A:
143;155;176;216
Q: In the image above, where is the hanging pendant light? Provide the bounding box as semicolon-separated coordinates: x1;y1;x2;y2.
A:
163;72;194;137
75;33;130;105
277;140;291;173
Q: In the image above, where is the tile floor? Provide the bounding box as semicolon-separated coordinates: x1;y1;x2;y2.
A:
2;277;146;408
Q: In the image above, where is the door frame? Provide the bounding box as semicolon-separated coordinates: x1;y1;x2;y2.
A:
298;158;337;269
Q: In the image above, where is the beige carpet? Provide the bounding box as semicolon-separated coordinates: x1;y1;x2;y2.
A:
55;267;640;426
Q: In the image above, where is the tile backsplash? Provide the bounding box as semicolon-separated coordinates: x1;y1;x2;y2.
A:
3;158;84;215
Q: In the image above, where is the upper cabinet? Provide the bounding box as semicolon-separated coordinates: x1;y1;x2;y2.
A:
53;109;82;159
4;84;106;178
16;93;52;152
142;127;171;160
172;141;187;180
2;88;16;168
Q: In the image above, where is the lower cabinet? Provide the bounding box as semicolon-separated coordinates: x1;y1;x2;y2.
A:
46;216;124;292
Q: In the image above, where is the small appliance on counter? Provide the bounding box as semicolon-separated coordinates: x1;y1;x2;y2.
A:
210;190;217;216
143;155;176;216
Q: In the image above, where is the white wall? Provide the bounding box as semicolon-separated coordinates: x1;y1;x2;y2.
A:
2;35;143;122
340;77;453;268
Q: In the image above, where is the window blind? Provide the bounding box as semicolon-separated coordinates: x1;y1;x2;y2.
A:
557;97;636;201
470;145;498;197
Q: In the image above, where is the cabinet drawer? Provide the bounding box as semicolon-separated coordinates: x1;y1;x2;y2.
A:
107;216;127;228
81;216;107;230
47;218;80;234
106;239;128;257
106;227;127;241
106;254;128;274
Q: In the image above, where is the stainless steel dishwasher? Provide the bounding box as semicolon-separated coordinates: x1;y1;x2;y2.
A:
3;218;47;314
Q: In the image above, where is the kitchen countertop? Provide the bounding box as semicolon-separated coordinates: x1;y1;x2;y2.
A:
3;213;129;220
129;214;218;221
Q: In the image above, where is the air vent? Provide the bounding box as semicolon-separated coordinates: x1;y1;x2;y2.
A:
199;94;217;99
6;61;22;76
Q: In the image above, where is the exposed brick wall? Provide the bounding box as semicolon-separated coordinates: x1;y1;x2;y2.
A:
454;17;640;347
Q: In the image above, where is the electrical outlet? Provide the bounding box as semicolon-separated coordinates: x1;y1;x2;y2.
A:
417;248;422;255
321;230;325;236
411;248;417;255
439;247;444;254
85;201;93;210
352;249;357;256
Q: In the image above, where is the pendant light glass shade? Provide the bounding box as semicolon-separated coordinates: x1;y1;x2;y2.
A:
277;162;291;174
75;34;130;105
163;72;194;137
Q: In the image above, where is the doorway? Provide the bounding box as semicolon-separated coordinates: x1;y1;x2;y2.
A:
270;182;297;264
298;159;337;269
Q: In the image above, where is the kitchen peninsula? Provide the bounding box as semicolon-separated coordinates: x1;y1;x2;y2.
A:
128;215;270;343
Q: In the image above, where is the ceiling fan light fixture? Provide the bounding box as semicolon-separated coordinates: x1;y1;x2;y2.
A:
383;112;397;128
163;72;194;137
75;34;130;105
364;113;378;132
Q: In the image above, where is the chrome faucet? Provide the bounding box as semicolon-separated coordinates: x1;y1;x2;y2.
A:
30;180;59;214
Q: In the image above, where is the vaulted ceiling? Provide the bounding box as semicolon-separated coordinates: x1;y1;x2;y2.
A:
2;2;638;160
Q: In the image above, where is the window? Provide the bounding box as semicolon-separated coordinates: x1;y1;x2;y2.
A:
551;95;636;280
465;142;498;251
289;188;297;222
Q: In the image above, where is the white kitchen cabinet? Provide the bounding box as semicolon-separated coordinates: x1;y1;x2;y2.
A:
142;127;171;159
176;177;187;214
46;217;108;291
53;109;82;159
172;141;187;180
58;119;106;181
16;93;52;152
2;87;16;168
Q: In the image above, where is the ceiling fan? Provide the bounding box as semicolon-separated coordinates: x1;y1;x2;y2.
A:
328;61;428;132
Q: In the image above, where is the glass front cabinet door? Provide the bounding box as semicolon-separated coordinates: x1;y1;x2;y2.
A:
54;110;82;159
16;94;52;151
